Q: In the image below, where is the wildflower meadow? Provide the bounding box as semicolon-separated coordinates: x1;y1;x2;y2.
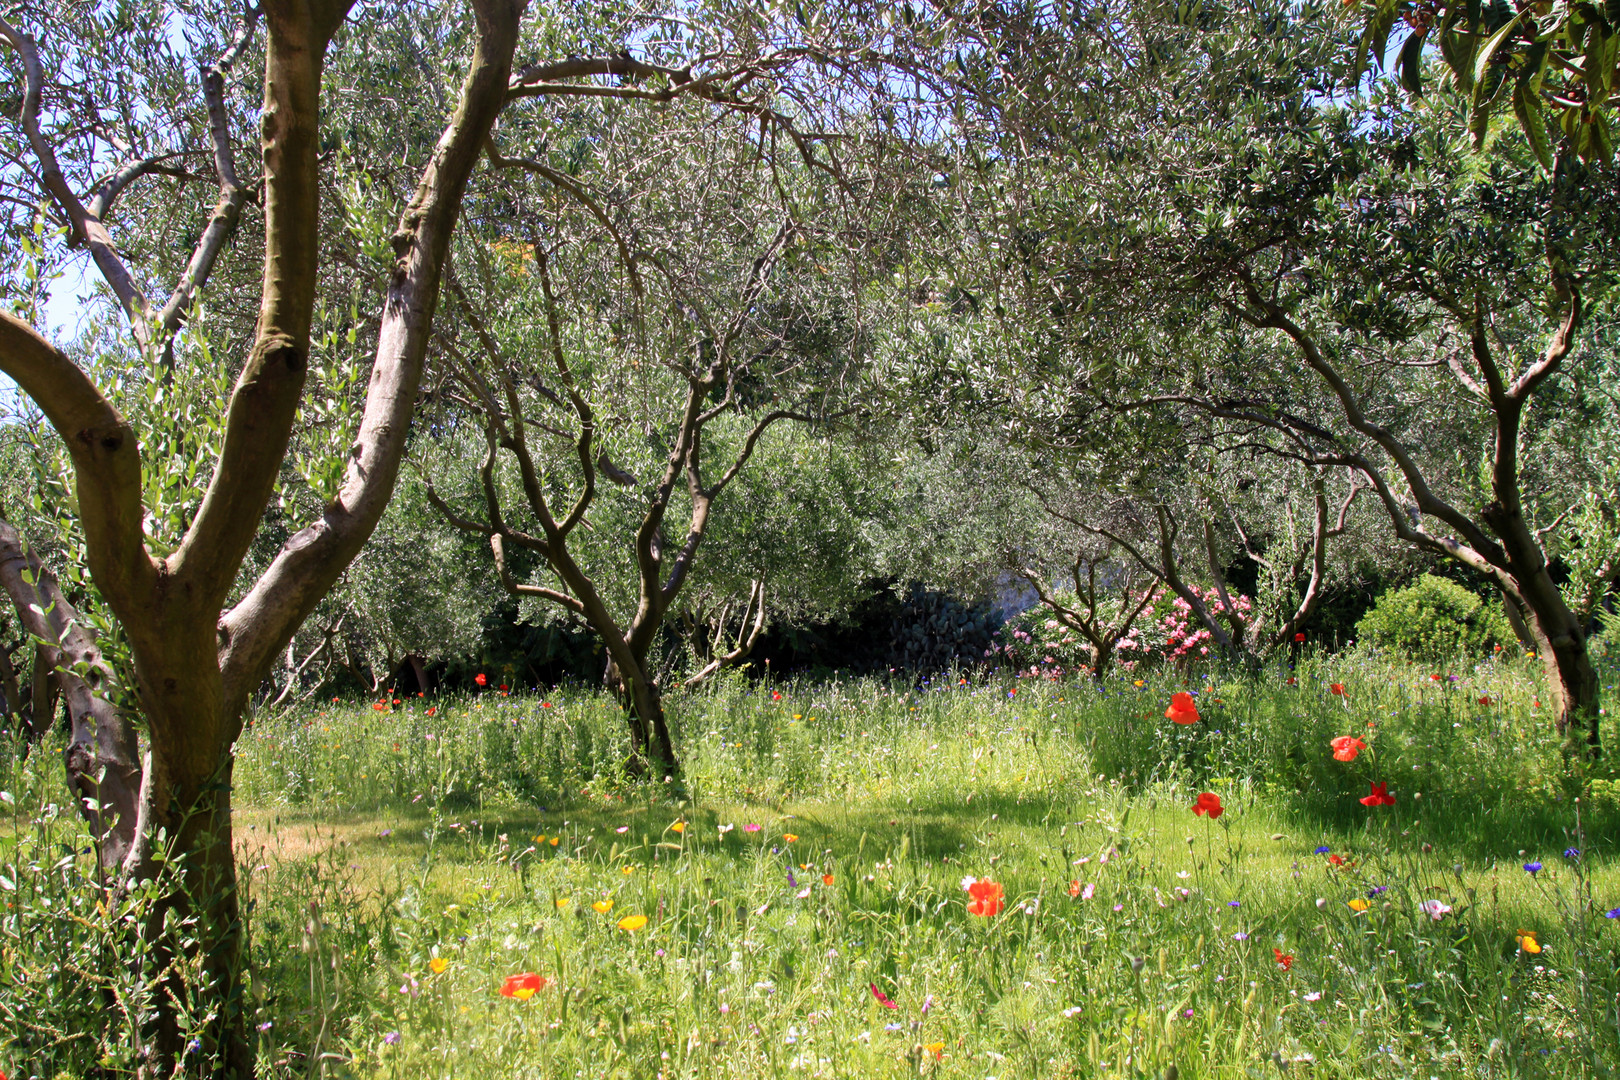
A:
8;651;1620;1078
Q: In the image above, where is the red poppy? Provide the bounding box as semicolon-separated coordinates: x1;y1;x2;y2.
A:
1294;632;1306;643
499;972;547;999
1165;691;1200;725
1430;673;1443;682
967;878;1005;917
426;707;437;717
1329;683;1346;696
1478;695;1492;705
373;702;387;711
1273;948;1293;971
1191;792;1223;819
1286;676;1297;685
1330;736;1366;762
500;683;509;691
1327;853;1346;866
475;673;487;686
1359;781;1395;807
870;982;898;1009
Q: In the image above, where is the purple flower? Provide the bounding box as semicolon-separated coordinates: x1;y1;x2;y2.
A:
1525;862;1543;876
257;1021;273;1033
383;1032;402;1046
1233;932;1249;941
787;870;798;888
1228;900;1240;908
1565;848;1581;860
1605;909;1620;919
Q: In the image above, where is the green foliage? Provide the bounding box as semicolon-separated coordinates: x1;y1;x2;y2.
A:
1356;574;1515;662
887;584;1000;673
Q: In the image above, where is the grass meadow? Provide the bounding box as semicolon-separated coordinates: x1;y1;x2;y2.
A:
7;650;1620;1078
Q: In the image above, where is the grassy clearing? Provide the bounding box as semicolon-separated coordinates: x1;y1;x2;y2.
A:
7;653;1620;1078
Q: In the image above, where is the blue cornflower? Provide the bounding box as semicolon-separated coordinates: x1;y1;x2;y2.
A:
1565;848;1581;860
1368;885;1388;896
1525;861;1543;875
1314;846;1331;854
1229;900;1240;907
1606;908;1620;919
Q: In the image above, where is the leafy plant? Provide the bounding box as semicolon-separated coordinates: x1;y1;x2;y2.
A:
1357;574;1515;661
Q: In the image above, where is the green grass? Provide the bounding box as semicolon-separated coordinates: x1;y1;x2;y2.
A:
8;653;1620;1077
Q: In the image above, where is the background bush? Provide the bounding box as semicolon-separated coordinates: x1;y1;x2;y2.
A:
1356;574;1516;662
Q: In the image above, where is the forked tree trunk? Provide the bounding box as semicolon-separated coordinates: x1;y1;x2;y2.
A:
0;0;524;1072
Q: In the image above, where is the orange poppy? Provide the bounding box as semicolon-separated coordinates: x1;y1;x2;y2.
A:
1329;683;1346;696
1330;736;1366;762
1165;691;1200;725
1359;781;1395;807
1191;792;1223;818
499;972;547;1000
1068;880;1082;897
966;878;1005;917
822;873;835;886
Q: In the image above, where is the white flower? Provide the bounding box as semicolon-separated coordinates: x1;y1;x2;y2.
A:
1304;992;1322;1002
718;823;734;834
961;875;978;892
1419;899;1452;921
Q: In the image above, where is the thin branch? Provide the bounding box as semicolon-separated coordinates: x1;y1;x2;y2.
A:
0;16;152;333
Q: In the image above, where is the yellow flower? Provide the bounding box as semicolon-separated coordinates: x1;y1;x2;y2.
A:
593;899;614;914
1133;679;1145;687
622;866;634;876
617;914;648;931
1347;898;1369;913
783;833;799;843
924;1042;945;1060
429;957;449;975
793;714;803;720
549;836;559;846
533;834;545;843
1516;929;1542;954
671;822;687;834
555;897;569;909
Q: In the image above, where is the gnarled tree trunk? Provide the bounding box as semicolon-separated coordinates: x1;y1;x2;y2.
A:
0;520;141;868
